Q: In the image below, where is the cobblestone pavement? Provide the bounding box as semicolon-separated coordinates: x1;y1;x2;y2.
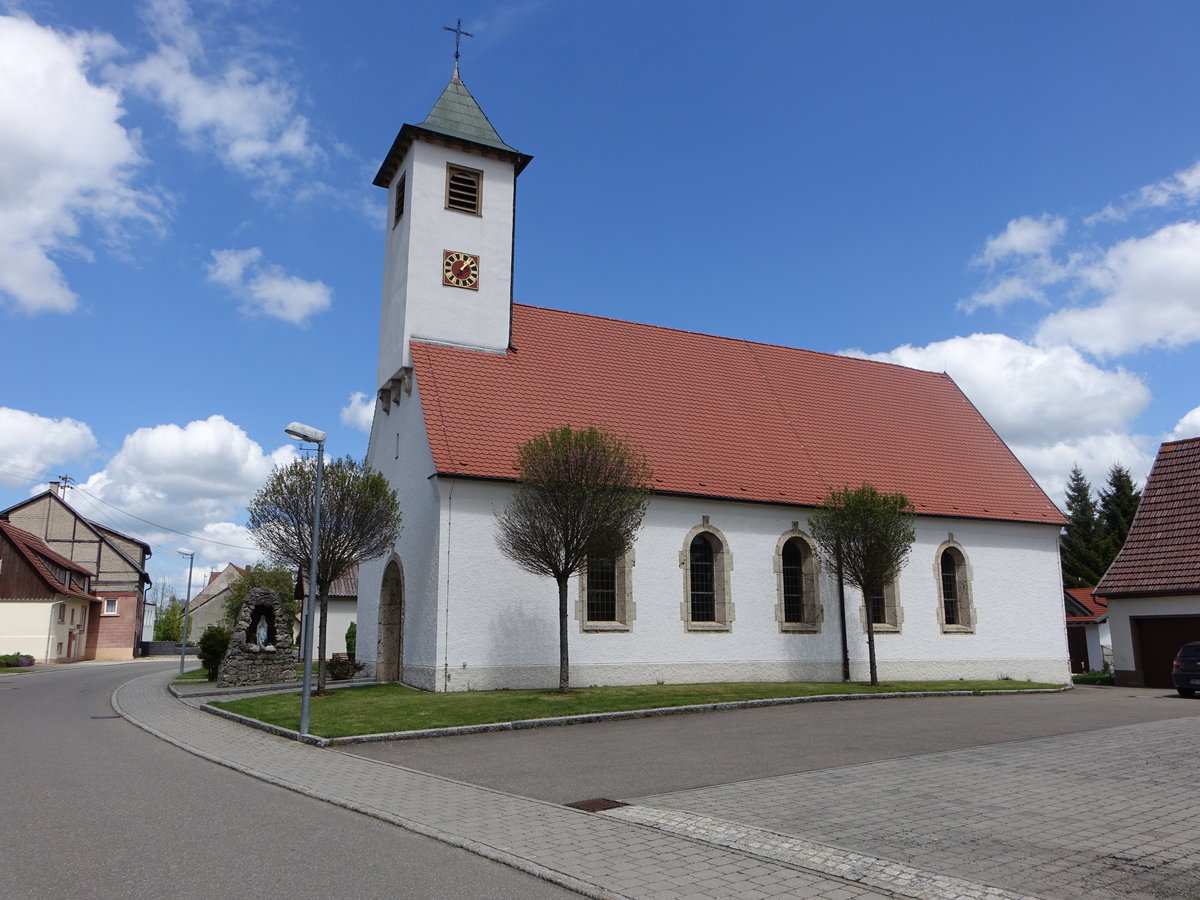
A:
628;716;1200;900
113;670;1043;900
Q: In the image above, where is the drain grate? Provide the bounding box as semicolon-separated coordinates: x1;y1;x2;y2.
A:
565;798;629;812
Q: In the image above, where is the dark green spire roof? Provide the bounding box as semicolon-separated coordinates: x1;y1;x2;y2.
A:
373;67;531;188
419;66;519;154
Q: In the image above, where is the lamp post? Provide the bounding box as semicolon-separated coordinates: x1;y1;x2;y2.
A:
284;421;326;738
177;549;195;675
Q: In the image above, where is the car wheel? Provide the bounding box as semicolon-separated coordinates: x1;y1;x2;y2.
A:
1177;687;1196;698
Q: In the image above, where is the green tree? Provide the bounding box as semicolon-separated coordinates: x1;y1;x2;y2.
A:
222;564;297;629
495;426;652;692
247;455;402;693
1097;464;1141;572
1060;465;1106;588
807;485;916;686
152;596;189;643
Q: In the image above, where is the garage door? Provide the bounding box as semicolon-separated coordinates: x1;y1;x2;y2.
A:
1132;616;1200;688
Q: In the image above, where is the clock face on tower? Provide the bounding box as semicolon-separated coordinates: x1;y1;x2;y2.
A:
442;250;480;290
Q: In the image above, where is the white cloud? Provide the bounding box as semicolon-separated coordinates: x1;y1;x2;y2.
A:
0;15;161;314
1036;222;1200;355
75;415;294;542
207;247;332;324
122;0;318;184
961;215;1068;312
340;391;374;432
843;333;1152;501
1169;406;1200;441
0;408;97;487
1089;158;1200;223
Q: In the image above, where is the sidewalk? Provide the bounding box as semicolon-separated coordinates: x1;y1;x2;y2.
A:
112;669;1038;900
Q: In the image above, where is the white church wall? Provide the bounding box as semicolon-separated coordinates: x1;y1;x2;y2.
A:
378;139;516;384
418;482;1069;691
359;380;445;689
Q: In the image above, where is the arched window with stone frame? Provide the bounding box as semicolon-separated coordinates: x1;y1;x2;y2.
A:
861;581;903;633
935;540;975;633
775;527;823;632
576;546;636;632
679;519;734;632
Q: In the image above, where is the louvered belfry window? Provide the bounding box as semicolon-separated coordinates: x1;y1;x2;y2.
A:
446;164;482;214
393;172;406;228
689;534;716;622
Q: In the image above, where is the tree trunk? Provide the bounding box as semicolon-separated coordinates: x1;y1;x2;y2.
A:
316;593;329;695
557;575;570;693
865;598;879;686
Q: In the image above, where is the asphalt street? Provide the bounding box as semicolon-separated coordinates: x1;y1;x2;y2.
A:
1;660;574;900
342;684;1200;804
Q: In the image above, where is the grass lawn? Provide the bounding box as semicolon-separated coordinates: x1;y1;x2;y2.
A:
210;679;1061;738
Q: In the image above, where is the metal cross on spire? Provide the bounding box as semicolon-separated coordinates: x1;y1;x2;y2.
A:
443;17;474;64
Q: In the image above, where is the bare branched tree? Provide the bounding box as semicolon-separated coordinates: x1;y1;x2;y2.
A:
247;455;402;692
496;426;652;692
807;484;916;686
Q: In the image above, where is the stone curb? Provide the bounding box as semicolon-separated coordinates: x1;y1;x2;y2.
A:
114;672;630;900
193;684;1070;747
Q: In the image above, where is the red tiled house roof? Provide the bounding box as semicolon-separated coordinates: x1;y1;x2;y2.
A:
411;304;1064;525
1096;437;1200;597
1065;587;1107;624
0;518;96;600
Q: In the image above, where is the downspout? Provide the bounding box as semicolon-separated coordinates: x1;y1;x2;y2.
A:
442;477;456;691
837;554;850;682
45;601;65;663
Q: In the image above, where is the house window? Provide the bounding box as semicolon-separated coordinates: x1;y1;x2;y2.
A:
776;531;822;632
577;548;636;632
935;542;975;632
445;164;482;214
392;172;406;228
58;605;66;623
862;581;902;632
103;598;119;616
680;522;734;631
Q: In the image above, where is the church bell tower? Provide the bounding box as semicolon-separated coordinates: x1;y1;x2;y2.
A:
372;64;532;398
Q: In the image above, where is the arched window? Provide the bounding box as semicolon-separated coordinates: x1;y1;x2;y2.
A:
577;548;636;631
680;522;733;631
862;581;902;632
936;543;975;632
776;532;822;631
689;535;716;622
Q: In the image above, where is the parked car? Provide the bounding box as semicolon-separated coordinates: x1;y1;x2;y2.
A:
1172;642;1200;697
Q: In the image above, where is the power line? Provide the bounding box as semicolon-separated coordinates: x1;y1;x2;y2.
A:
68;484;258;552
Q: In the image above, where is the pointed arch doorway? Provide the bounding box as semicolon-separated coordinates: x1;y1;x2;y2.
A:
376;559;405;683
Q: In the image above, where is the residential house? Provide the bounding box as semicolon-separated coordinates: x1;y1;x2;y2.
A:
0;517;98;661
1096;437;1200;688
186;563;244;636
296;564;357;659
2;487;151;660
1064;588;1109;673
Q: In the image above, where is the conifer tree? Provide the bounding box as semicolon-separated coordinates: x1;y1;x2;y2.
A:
1097;464;1141;572
1060;465;1106;588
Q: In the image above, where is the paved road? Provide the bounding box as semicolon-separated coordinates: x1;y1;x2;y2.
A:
342;685;1199;804
1;661;573;900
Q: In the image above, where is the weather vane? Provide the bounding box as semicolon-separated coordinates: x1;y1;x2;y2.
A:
443;17;474;64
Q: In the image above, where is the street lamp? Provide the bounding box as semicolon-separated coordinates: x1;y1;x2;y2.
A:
285;421;326;738
177;549;195;675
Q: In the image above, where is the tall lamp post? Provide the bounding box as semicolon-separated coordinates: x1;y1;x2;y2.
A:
177;548;195;675
284;421;326;738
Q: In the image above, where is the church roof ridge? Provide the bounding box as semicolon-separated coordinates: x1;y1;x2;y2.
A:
505;303;954;381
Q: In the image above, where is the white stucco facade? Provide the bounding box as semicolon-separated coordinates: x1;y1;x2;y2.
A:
1108;594;1200;675
360;422;1070;691
0;599;91;661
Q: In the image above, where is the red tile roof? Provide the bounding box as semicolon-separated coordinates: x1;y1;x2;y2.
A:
0;518;96;600
411;305;1064;524
1096;437;1200;597
1065;587;1107;623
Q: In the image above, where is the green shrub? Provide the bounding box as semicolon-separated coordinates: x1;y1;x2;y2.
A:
345;622;357;661
0;653;34;668
198;625;232;682
1072;670;1115;685
325;655;365;681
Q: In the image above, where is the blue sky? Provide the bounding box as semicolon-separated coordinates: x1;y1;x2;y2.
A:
2;0;1199;597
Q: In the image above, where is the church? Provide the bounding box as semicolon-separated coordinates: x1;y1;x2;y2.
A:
357;65;1070;692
